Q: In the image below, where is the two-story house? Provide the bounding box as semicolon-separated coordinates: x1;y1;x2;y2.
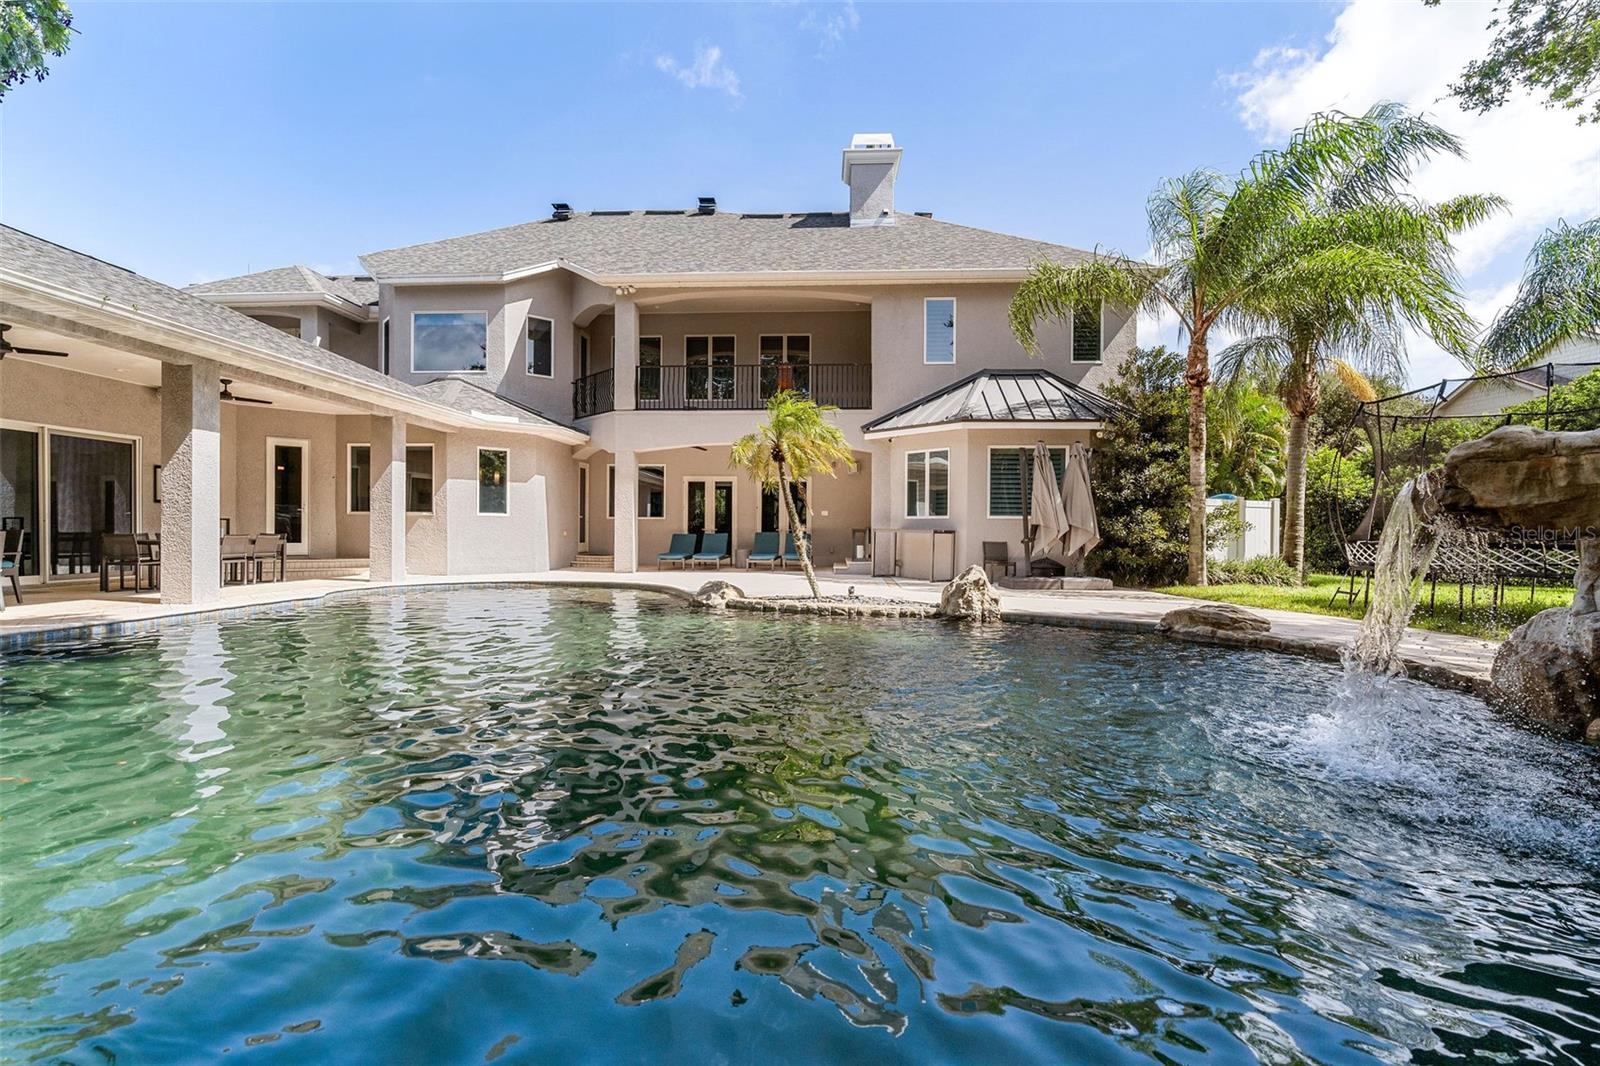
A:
0;133;1129;605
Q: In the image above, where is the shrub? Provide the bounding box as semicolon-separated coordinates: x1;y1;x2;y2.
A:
1501;367;1600;431
1087;347;1193;587
1305;445;1371;572
1209;555;1299;586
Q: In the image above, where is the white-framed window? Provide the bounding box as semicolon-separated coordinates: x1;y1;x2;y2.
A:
923;297;956;364
905;448;950;518
412;311;487;374
607;463;666;519
1071;302;1104;363
405;443;434;514
526;315;554;377
379;317;390;375
347;443;371;514
477;447;509;514
987;445;1066;518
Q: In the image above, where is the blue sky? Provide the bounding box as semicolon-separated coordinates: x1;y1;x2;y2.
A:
3;2;1596;385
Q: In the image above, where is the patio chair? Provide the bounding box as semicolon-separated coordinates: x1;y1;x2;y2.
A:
748;531;781;569
1;527;26;604
781;532;810;569
689;533;731;570
982;541;1016;583
220;534;255;585
99;533;146;592
134;533;161;590
252;533;285;583
657;533;699;569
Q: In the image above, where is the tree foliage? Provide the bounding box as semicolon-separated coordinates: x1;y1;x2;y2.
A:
1501;367;1600;429
1;0;72;100
1478;217;1600;369
1430;0;1600;124
728;390;855;598
1207;386;1287;499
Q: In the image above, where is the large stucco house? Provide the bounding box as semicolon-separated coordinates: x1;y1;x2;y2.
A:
0;134;1130;605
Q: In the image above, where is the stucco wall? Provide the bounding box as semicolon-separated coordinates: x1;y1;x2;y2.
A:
442;428;580;573
228;406;340;554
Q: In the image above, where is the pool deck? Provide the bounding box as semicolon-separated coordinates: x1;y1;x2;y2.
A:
0;568;1499;693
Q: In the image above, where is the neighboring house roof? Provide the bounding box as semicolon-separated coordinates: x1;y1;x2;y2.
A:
187;265;378;319
361;210;1098;283
861;369;1119;438
1435;353;1600;417
0;225;581;442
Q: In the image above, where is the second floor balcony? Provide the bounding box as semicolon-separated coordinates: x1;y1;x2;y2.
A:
573;362;871;418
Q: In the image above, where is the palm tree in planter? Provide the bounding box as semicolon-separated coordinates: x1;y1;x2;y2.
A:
1010;107;1449;584
730;390;857;599
1217;105;1500;577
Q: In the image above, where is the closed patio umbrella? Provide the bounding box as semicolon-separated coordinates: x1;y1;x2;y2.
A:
1061;441;1101;562
1029;441;1071;568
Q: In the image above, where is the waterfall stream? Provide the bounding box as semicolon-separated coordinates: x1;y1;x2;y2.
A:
1345;478;1449;676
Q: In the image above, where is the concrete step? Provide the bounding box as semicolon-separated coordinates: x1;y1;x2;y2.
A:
831;559;874;576
285;557;369;579
572;554;614;570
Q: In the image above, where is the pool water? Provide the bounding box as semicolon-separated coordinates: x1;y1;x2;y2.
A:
1;588;1596;1064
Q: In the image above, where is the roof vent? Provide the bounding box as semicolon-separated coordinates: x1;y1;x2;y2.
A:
914;211;933;218
550;202;573;221
697;196;717;216
841;132;902;228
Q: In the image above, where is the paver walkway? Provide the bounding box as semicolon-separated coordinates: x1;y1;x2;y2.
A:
0;567;1498;692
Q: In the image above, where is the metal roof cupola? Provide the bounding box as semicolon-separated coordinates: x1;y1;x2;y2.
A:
841;133;901;228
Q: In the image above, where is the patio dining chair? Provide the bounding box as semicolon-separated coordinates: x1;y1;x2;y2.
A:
99;533;147;592
657;533;699;569
1;527;26;604
252;534;285;583
982;541;1016;583
689;533;731;570
134;533;161;590
747;531;781;569
220;535;255;585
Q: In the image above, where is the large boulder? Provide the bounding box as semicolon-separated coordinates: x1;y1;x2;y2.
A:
693;580;744;609
1433;426;1600;532
939;565;1001;623
1491;608;1600;741
1157;603;1271;636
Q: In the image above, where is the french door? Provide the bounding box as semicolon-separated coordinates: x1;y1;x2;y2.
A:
686;336;735;403
267;437;309;555
760;335;811;399
685;478;734;543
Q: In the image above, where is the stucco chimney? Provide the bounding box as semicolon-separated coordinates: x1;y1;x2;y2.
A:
841;133;901;227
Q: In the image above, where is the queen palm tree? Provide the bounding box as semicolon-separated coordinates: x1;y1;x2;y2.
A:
730;390;857;598
1216;107;1501;577
1011;110;1417;584
1479;217;1600;369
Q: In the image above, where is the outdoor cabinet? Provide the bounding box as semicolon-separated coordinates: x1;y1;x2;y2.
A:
871;528;897;576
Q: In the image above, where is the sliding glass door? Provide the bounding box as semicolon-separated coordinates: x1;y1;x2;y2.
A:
49;432;136;577
0;428;42;578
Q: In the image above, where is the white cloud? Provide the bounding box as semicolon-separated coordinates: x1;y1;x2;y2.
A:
800;1;860;50
655;45;742;99
1229;0;1600;383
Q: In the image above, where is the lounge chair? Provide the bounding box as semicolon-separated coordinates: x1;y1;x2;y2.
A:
781;531;810;569
982;541;1016;582
689;532;730;569
747;531;781;569
657;533;698;569
1;527;26;604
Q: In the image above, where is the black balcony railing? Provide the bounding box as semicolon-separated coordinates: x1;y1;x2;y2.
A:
635;363;871;411
572;368;614;418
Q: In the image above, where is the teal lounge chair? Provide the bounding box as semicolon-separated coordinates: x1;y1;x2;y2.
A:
689;533;730;569
748;531;781;569
657;533;698;569
781;531;809;569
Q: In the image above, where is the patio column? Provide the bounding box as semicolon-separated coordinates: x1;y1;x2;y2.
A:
613;293;638;412
159;360;222;605
369;415;407;582
870;443;893;530
613;449;637;572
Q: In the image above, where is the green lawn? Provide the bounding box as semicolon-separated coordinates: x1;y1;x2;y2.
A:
1152;573;1571;640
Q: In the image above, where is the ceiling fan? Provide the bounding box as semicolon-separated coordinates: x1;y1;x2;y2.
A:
220;378;272;405
0;323;69;360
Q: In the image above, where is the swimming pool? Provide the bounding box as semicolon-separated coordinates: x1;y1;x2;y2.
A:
2;587;1595;1062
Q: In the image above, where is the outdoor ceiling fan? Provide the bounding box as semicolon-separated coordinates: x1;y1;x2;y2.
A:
0;323;69;360
220;378;272;405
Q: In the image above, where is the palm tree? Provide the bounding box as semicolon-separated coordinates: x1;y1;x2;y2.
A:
1010;110;1412;584
1217;105;1500;577
1207;386;1288;500
729;390;857;598
1479;217;1600;369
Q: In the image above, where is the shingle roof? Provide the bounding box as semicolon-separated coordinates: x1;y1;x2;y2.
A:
0;226;576;438
414;377;580;433
361;211;1097;280
861;369;1119;435
188;265;378;309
